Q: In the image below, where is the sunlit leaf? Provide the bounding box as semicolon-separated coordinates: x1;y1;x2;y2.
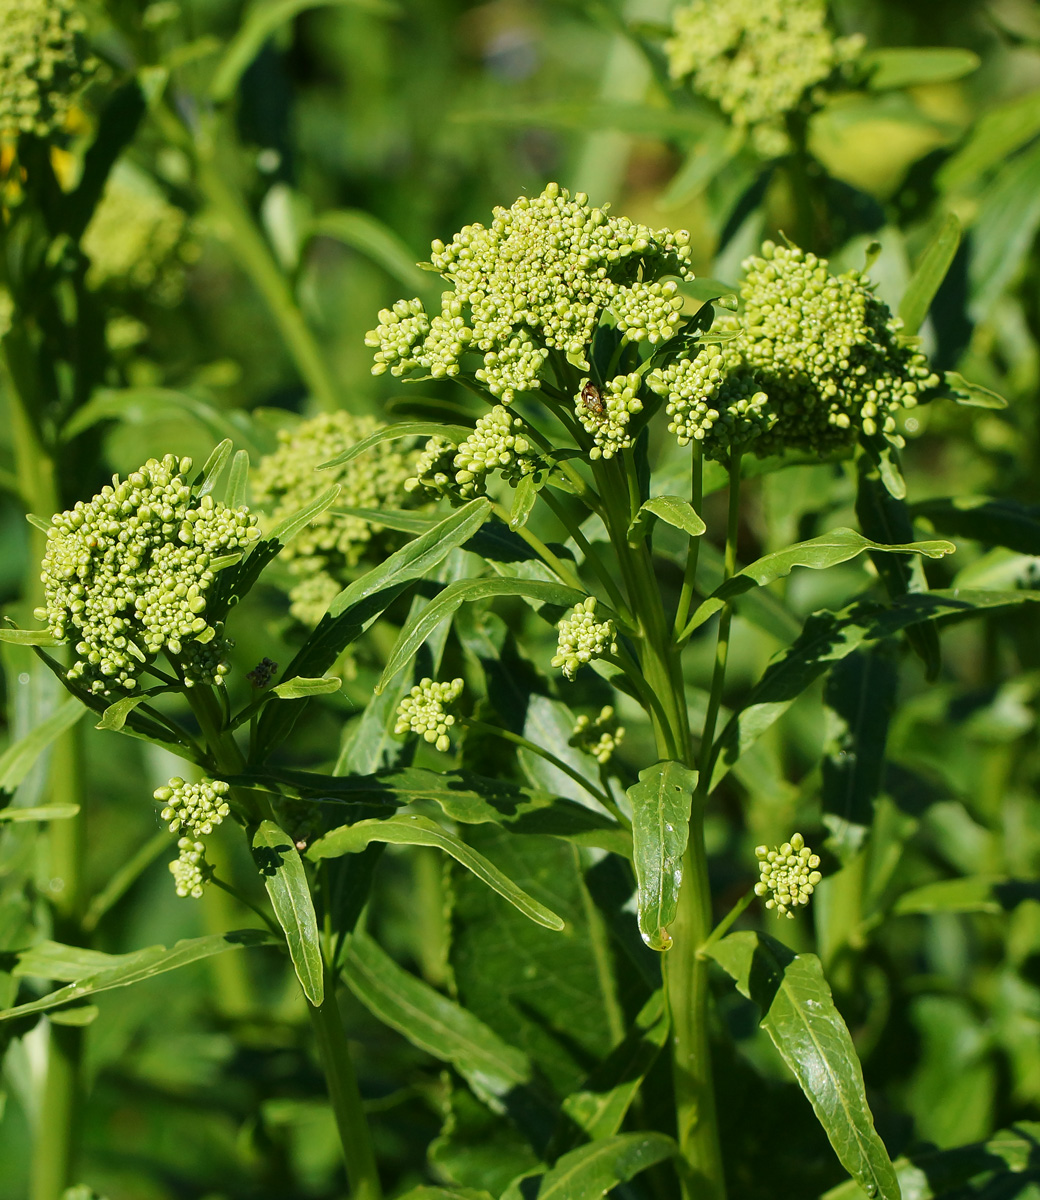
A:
252;821;324;1005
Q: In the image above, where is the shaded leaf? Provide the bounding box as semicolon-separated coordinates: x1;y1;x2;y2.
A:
252;821;324;1005
307;209;432;294
864;47;979;90
0;699;84;792
319;422;472;472
502;1132;676;1199
0;804;79;823
892;876;1004;916
912;496;1040;555
899;213;961;336
938;89;1040;193
628;762;697;952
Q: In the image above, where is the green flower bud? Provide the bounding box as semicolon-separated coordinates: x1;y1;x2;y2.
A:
570;705;625;764
169;837;208;899
154;776;231;837
754;832;823;918
552;597;617;680
574;374;644;461
395;677;464;753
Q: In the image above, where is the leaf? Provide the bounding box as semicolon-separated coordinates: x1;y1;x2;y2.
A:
706;932;900;1200
270;675;342;698
510;473;539;529
0;699;84;793
343;930;534;1104
627;762;697;952
251;821;324;1005
209;0;396;101
517;696;603;811
396;1189;494;1200
892;876;1004;916
226;449;251;509
911;496;1040;554
629;495;706;543
967;139;1040;317
863;46;980;91
0;628;64;647
307;209;432;295
942;370;1008;410
196;438;234;497
898;213;961;336
319;421;473;472
938;89;1040;193
62;386;255;447
0;930;277;1022
681;528;954;638
377;577;583;693
502;1132;676;1200
0;804;79;822
95;694;154;732
309;814;565;930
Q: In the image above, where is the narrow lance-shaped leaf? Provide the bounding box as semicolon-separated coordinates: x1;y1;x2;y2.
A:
0;699;84;792
0;805;80;822
252;820;324;1005
942;370;1008;410
501;1132;677;1200
196;437;233;497
627;762;698;951
319;421;473;473
271;675;342;699
308;814;565;931
864;46;979;91
706;931;900;1200
225;448;250;509
307;209;434;295
911;496;1040;554
899;213;961;336
629;495;706;543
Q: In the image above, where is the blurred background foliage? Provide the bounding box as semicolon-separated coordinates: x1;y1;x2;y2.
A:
2;0;1040;1197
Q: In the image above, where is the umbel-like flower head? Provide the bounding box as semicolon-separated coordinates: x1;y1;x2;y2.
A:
252;412;417;625
154;776;231;838
666;0;863;157
34;455;259;696
0;0;96;138
553;597;617;680
395;677;464;753
570;705;625;764
648;241;939;459
755;832;823;917
406;405;538;501
366;183;694;403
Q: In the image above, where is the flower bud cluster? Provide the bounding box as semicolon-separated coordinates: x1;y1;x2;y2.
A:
252;411;417;624
170;837;208;899
82;168;195;304
395;677;464;753
34;455;259;695
754;832;822;917
649;241;938;459
366;183;694;403
570;705;625;764
666;0;863;157
0;0;97;138
407;408;538;500
574;374;644;460
552;598;617;680
154;776;230;838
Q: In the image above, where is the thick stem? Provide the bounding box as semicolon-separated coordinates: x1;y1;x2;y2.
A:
673;447;704;637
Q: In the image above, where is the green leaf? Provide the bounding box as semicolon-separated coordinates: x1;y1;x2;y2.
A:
502;1132;676;1200
343;930;533;1104
195;438;234;497
967;139;1040;316
863;46;980;91
0;627;64;647
892;876;1004;916
0;804;79;822
898;213;961;335
627;762;697;952
938;89;1040;193
0;699;84;792
61;386;255;447
706;932;900;1200
270;675;342;699
629;495;706;543
308;814;565;931
252;821;324;1005
660;120;737;207
510;473;539;529
377;577;583;693
942;370;1008;409
225;448;250;509
395;1189;494;1200
96;694;154;732
209;0;396;101
911;496;1040;554
14;941;129;980
0;930;277;1022
681;528;954;639
319;421;472;472
307;209;432;295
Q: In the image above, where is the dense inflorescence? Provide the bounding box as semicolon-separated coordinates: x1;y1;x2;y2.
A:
170;837;208;899
755;832;823;917
155;776;231;838
552;598;617;680
252;411;417;624
574;374;644;460
34;455;258;696
395;677;464;753
665;0;863;157
570;705;625;764
406;406;538;500
648;241;938;459
366;183;694;403
0;0;96;138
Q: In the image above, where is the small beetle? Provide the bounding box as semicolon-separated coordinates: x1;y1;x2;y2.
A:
580;381;605;418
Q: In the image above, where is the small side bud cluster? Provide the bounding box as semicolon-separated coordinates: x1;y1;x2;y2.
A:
570;706;625;764
170;837;208;899
0;0;97;138
395;677;464;753
407;408;537;500
754;832;822;917
252;412;417;625
574;374;644;460
666;0;863;157
366;183;694;404
34;455;259;696
154;776;230;837
552;598;617;680
649;241;939;459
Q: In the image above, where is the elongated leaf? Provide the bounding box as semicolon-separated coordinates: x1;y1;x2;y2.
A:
864;46;979;91
271;675;341;698
378;577;583;693
706;932;899;1200
14;940;131;980
899;214;961;335
0;804;79;822
96;693;154;732
0;699;84;792
938;89;1040;193
682;528;953;638
309;814;564;930
252;821;324;1005
196;438;234;497
319;421;472;472
629;495;706;543
968;139;1040;316
62;386;255;447
942;370;1007;409
627;762;697;951
210;0;395;101
226;449;250;509
308;209;432;294
912;496;1040;554
510;473;539;529
396;1190;494;1200
892;876;1004;916
0;930;277;1022
344;930;533;1103
502;1132;676;1200
0;628;64;647
334;506;436;536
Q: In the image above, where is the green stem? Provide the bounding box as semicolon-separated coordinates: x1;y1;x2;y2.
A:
489;501;584;592
540;487;633;623
308;969;383;1200
673;447;704;637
